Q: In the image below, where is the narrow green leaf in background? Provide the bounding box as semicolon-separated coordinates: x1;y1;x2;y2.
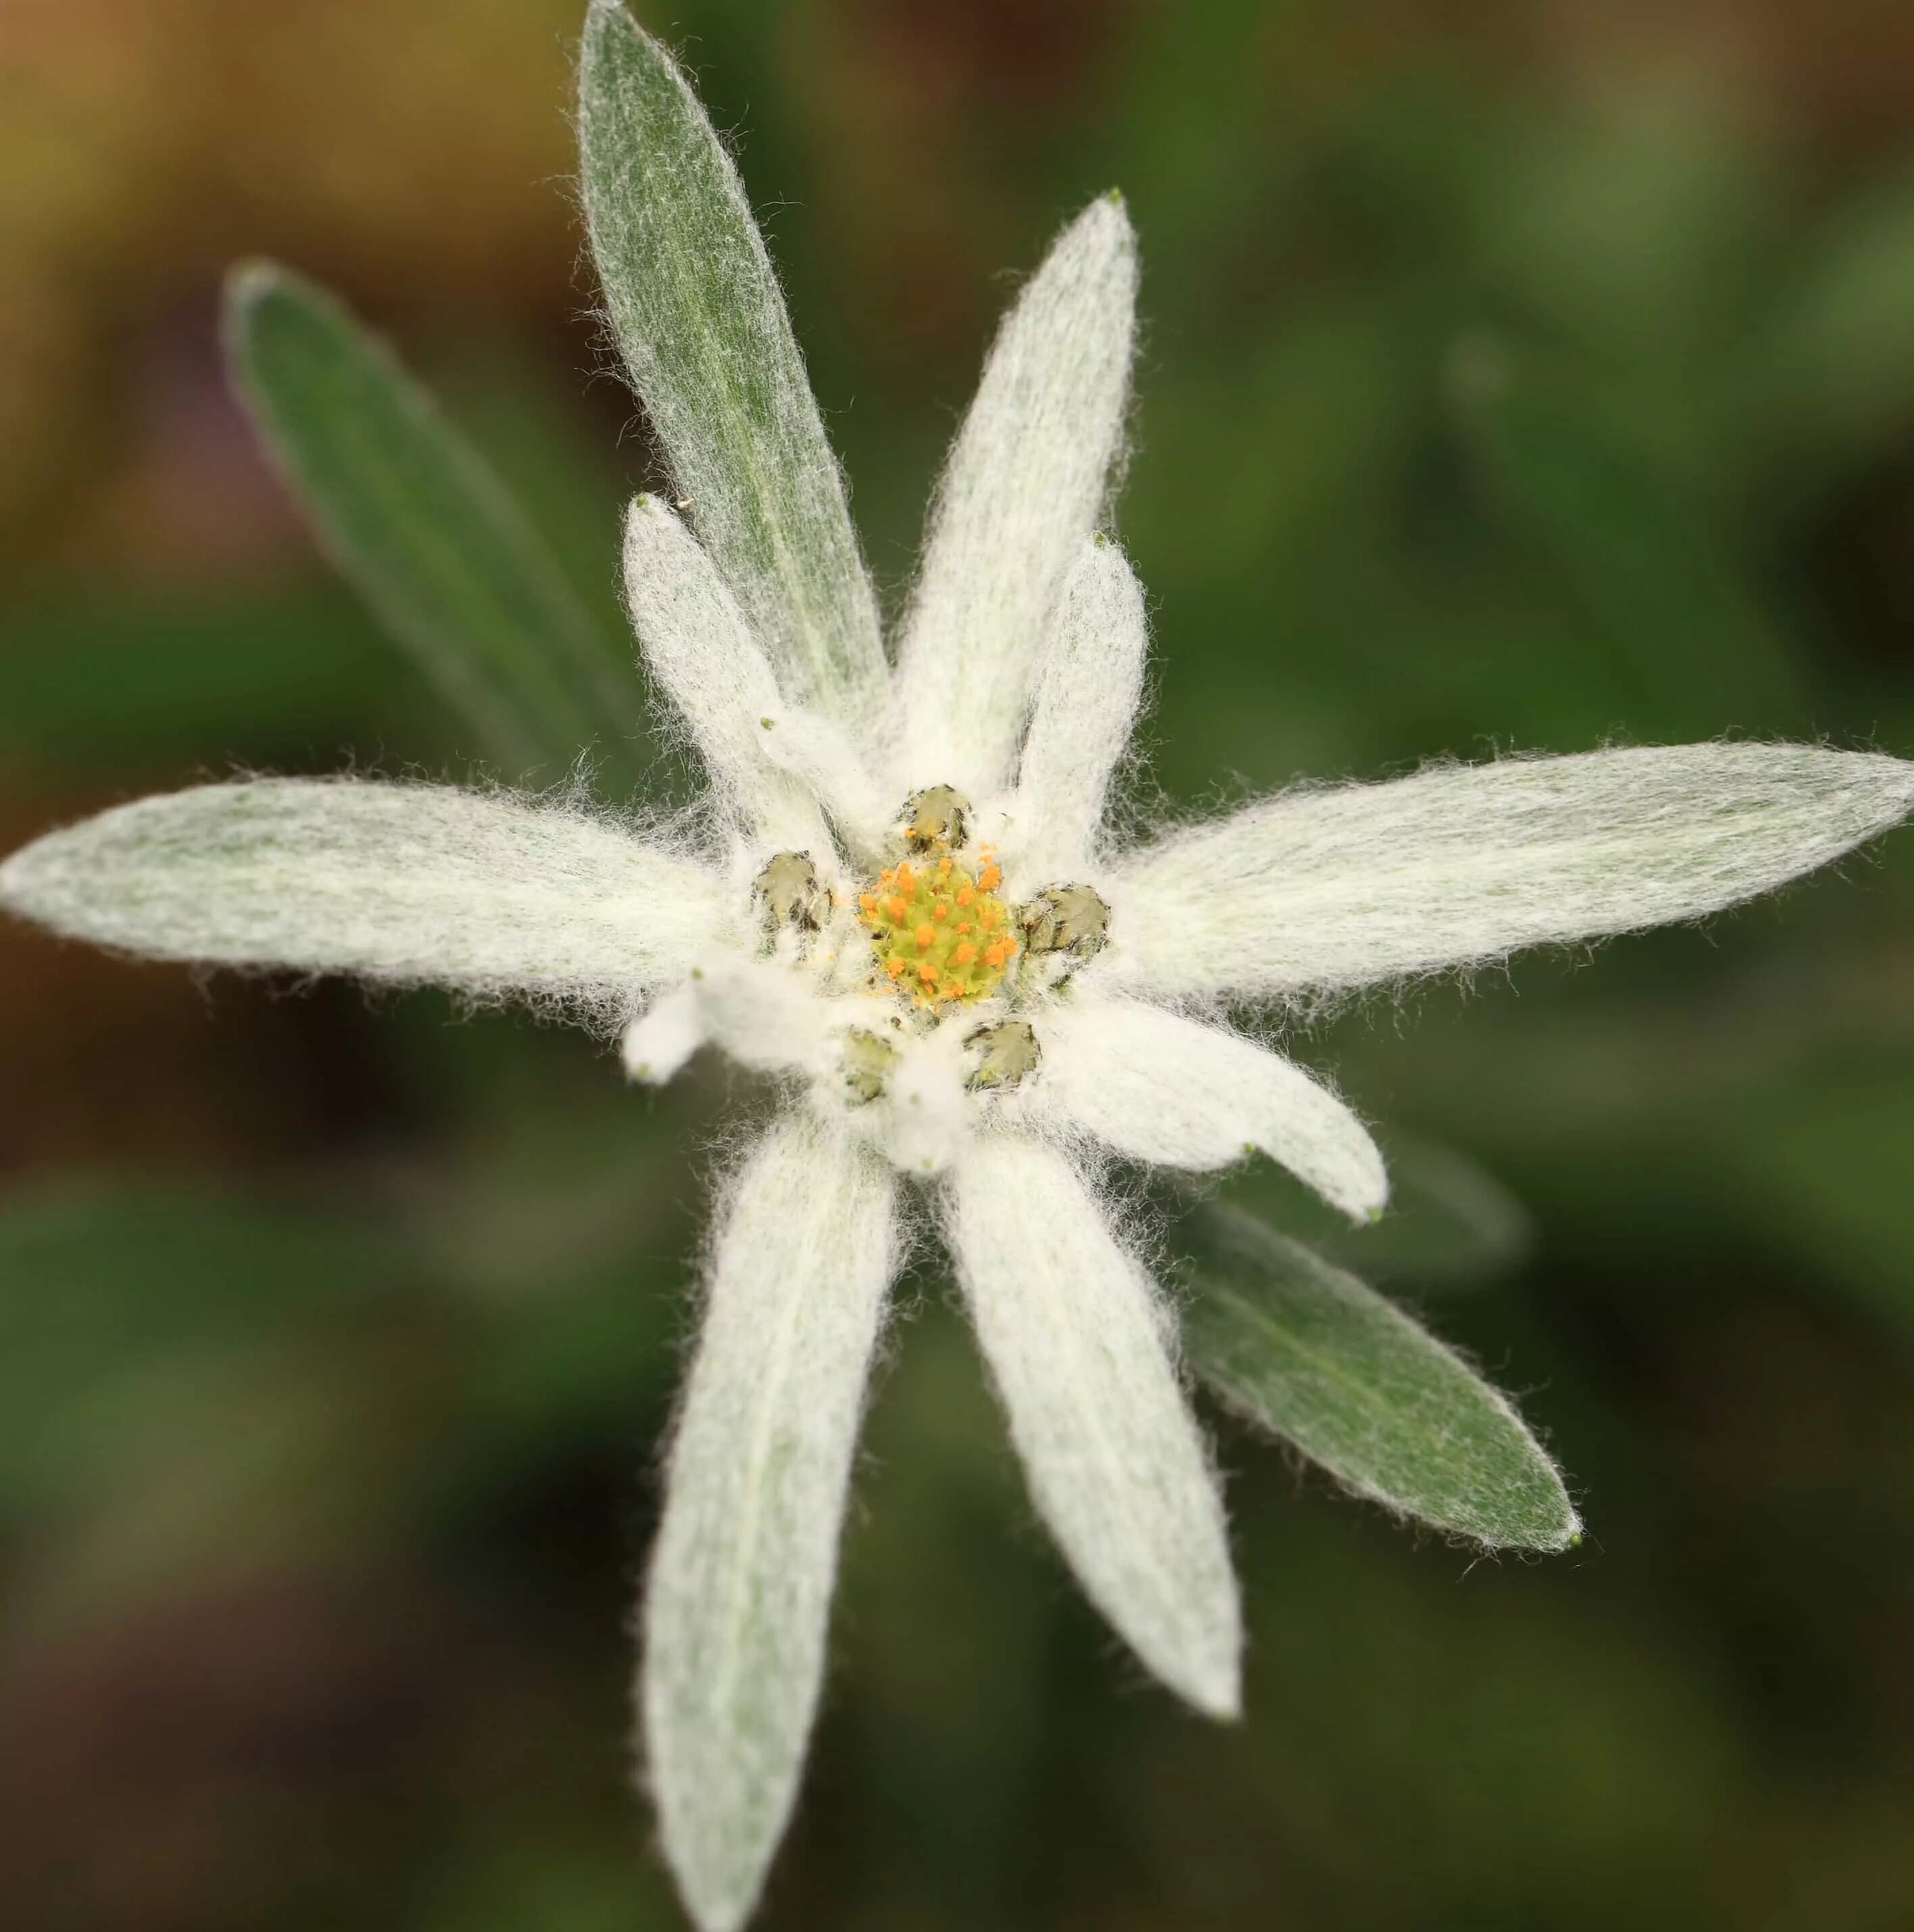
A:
223;262;643;788
1221;1135;1536;1293
1744;169;1914;502
1178;1203;1579;1551
1447;333;1805;738
576;0;887;722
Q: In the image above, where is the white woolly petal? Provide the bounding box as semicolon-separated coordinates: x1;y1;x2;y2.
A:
622;495;833;853
944;1134;1241;1717
1023;998;1386;1222
1106;744;1914;1001
623;981;706;1085
0;779;728;1026
893;196;1137;800
1005;535;1148;884
644;1112;896;1932
697;959;841;1080
754;704;896;863
623;961;843;1090
869;1019;971;1176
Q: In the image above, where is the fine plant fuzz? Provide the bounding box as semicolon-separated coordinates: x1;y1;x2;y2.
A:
3;9;1913;1932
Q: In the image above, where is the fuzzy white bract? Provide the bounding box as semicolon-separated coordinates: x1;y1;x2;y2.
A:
6;13;1914;1932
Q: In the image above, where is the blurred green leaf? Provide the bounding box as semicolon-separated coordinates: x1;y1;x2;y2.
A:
223;262;643;788
1744;169;1914;502
1220;1135;1536;1291
433;351;636;647
1448;333;1805;736
1178;1203;1579;1550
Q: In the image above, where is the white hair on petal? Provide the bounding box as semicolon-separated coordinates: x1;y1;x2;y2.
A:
1003;533;1149;889
623;980;706;1084
0;775;731;1034
1014;995;1388;1223
621;493;836;856
1100;743;1914;1007
942;1130;1240;1719
641;1111;897;1932
891;195;1137;802
870;1017;972;1178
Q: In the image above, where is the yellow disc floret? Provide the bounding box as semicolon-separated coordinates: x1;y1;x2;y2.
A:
859;844;1016;1009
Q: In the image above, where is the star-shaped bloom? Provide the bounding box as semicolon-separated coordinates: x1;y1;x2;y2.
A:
5;11;1914;1931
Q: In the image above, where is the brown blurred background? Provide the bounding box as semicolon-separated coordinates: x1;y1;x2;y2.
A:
5;2;1914;1928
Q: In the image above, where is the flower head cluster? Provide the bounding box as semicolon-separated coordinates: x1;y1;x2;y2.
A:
4;9;1913;1932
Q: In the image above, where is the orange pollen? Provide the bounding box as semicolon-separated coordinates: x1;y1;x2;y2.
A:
977;863;1002;891
857;842;1015;1009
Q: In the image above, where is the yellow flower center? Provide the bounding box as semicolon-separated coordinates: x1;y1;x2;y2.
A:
856;845;1017;1009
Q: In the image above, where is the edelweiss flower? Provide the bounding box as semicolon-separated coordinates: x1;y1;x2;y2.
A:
5;9;1913;1931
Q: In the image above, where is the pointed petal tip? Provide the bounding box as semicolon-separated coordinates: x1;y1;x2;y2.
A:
1352;1161;1392;1228
0;837;47;920
1127;1594;1240;1722
1546;1500;1586;1556
1321;1128;1392;1226
580;1;669;87
1071;187;1137;254
621;489;668;541
1183;1656;1244;1724
221;256;287;317
671;1869;756;1932
1155;1585;1244;1721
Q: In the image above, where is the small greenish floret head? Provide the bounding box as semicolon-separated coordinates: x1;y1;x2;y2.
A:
900;783;971;853
1019;883;1110;961
964;1018;1041;1092
841;1026;900;1106
753;850;829;938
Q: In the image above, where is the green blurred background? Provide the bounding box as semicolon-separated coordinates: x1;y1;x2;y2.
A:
5;1;1914;1927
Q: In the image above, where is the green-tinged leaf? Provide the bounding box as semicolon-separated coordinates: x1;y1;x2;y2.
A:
1448;334;1805;737
1177;1204;1579;1551
1225;1136;1535;1292
576;1;886;719
1744;170;1914;502
222;262;643;787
